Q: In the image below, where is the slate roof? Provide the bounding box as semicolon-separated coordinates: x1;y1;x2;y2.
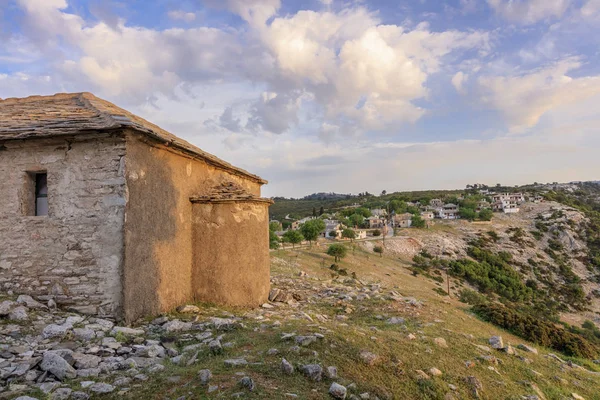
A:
189;181;273;204
0;92;266;184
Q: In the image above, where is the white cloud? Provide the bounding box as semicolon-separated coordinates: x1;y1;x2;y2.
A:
477;58;600;131
452;71;468;93
167;10;196;22
581;0;600;18
487;0;571;24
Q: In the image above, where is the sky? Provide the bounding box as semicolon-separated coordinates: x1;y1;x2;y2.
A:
1;0;599;197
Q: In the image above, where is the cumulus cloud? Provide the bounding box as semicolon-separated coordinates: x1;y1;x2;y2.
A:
487;0;571;24
477;58;600;131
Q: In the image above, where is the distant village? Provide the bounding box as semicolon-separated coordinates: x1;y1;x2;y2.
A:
270;184;549;246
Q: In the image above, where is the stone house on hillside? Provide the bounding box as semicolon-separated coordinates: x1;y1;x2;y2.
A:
0;93;272;323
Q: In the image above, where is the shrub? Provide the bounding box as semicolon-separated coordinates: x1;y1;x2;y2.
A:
473;303;598;359
373;245;384;257
449;247;532;302
478;208;493;221
372;229;381;237
458;289;488;305
530;230;543;240
486;230;500;242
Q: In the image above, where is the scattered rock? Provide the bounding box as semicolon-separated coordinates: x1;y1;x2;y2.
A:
282;358;294;375
295;335;317;347
429;367;442;376
517;344;538;354
40;351;77;380
329;382;347;399
208;339;223;355
302;364;323;381
224;358;248;367
199;369;212;385
9;306;29;321
326;366;338;379
465;376;483;398
489;336;504;349
89;382;115;393
359;351;378;365
240;376;255;391
415;370;430;380
433;338;448;348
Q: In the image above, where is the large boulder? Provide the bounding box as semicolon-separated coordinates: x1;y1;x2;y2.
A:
40;352;77;380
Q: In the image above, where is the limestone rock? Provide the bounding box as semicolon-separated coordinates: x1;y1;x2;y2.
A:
8;306;29;321
89;382;115;393
329;382;347;399
326;366;338;379
489;336;504;349
517;344;538;354
240;376;255;391
359;350;378;365
199;369;212;385
429;367;442;376
224;358;248;367
434;337;448;348
282;358;294;375
16;295;47;309
302;364;323;381
40;352;77;380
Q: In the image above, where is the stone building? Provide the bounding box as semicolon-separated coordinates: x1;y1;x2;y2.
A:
0;93;272;322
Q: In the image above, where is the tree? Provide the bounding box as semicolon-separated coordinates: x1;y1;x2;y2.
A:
282;230;303;249
342;228;356;242
269;221;282;232
478;208;493;221
269;230;280;249
348;213;365;228
312;207;317;217
459;208;477;221
319;206;324;216
327;244;347;262
411;214;426;228
381;190;387;196
373;245;384;257
300;219;326;246
329;230;338;238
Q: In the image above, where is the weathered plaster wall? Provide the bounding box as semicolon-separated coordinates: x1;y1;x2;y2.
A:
123;131;263;322
0;134;126;317
191;201;270;306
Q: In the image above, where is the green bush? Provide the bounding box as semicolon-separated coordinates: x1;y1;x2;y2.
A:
458;289;488;305
473;303;599;359
449;247;533;302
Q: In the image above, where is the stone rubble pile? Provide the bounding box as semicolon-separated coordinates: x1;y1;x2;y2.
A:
0;295;244;399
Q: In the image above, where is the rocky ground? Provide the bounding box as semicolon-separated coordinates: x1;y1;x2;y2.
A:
2;244;600;399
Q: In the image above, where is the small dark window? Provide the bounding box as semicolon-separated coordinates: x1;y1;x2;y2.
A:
35;173;48;216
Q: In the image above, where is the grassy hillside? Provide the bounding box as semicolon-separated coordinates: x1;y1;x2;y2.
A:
98;244;600;399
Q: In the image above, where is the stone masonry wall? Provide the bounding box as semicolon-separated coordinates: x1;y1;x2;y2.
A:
0;133;126;317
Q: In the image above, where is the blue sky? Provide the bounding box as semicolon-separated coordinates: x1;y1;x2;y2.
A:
1;0;600;197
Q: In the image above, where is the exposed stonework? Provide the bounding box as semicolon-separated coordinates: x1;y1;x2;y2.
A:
0;93;271;322
0;134;126;317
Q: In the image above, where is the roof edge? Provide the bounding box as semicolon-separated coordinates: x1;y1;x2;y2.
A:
189;196;274;205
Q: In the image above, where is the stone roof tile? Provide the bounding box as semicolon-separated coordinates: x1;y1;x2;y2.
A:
0;92;266;184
